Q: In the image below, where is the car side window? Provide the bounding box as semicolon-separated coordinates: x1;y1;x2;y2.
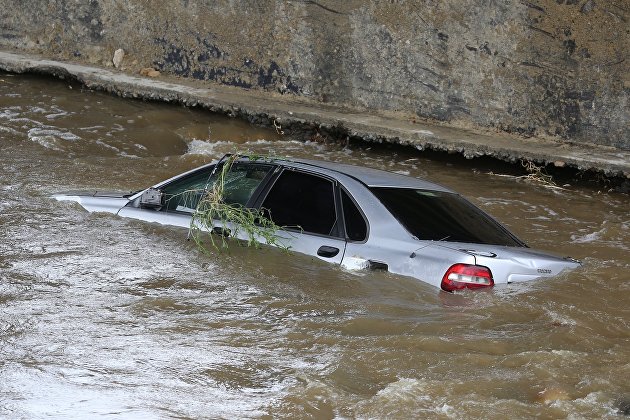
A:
161;163;272;212
261;170;339;236
160;166;215;212
341;189;368;242
220;164;273;206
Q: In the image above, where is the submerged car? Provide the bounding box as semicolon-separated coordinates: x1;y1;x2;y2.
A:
54;155;580;292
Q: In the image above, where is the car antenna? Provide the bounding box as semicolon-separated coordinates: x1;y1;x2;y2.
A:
409;236;450;258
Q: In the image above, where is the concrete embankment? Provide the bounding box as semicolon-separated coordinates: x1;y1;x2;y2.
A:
1;51;628;178
1;1;628;153
0;52;630;177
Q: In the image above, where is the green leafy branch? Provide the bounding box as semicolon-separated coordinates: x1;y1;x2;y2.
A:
187;153;289;252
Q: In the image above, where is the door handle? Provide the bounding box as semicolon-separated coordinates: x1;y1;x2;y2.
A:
317;245;339;258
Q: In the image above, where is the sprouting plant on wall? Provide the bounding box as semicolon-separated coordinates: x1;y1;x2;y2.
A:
186;153;289;253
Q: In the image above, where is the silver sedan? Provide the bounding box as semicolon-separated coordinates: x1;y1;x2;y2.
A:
54;155;581;291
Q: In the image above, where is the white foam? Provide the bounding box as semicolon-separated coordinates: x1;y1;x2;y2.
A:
0;125;23;136
341;256;370;271
186;138;330;157
118;151;140;159
28;127;81;142
355;377;458;417
544;308;577;326
186;139;236;156
95;139;120;152
28;135;63;151
0;108;21;119
571;228;605;243
79;125;107;132
27;106;48;114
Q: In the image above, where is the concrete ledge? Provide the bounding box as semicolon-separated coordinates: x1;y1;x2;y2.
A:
1;50;628;178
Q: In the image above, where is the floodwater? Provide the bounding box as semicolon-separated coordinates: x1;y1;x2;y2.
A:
0;72;628;419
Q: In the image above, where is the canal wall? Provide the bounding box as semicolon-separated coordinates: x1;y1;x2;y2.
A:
0;0;628;151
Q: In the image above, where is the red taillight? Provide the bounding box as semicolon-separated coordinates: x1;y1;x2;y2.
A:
441;264;494;292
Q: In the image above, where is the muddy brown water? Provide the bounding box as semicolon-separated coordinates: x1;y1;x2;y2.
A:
0;73;629;418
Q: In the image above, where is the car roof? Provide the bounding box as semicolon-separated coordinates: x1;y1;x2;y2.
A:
272;158;453;192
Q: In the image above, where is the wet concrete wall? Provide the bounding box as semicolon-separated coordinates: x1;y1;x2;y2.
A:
1;0;627;150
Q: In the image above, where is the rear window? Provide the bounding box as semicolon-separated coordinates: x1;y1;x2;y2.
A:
370;188;523;247
261;170;338;236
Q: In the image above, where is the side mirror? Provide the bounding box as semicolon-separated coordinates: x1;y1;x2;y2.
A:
140;188;163;209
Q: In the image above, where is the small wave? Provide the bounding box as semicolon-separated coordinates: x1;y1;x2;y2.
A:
28;135;63;151
27;106;48;114
529;215;551;221
22;104;71;120
7;117;45;127
186;138;331;158
186;139;237;156
0;108;22;120
0;125;24;136
356;378;454;417
118;152;140;159
547;391;619;417
28;127;81;142
95;140;120;152
544;308;577;326
478;198;530;207
79;125;107;133
104;124;126;137
26;127;82;152
571;228;604;243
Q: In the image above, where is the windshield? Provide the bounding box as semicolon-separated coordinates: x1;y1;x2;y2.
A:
370;187;524;247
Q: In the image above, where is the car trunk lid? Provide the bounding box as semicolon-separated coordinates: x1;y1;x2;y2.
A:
433;242;581;284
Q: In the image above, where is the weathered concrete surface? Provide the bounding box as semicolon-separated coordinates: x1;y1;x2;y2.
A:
2;51;628;177
0;0;627;152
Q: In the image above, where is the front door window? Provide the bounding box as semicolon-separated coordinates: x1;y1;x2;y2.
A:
161;163;273;213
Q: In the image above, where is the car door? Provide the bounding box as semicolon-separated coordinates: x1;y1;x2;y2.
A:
118;162;275;229
256;168;347;264
118;163;216;227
